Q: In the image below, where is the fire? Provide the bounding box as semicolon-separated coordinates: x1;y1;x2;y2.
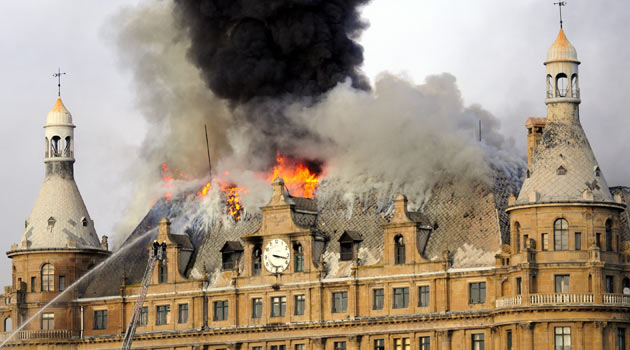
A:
196;180;247;222
268;153;320;197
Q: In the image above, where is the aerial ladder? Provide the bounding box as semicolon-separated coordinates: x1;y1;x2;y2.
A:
121;241;167;350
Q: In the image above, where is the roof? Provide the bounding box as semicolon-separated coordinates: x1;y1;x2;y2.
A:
546;29;579;63
338;231;363;242
45;98;73;126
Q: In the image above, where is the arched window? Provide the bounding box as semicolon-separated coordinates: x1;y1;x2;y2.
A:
294;243;304;272
3;317;11;332
546;75;553;98
556;73;568;97
252;246;262;276
81;217;88;227
554;219;569;250
41;263;54;292
571;74;579;97
606;219;613;251
394;235;405;265
158;262;167;284
50;136;61;157
515;222;521;253
64;136;71;157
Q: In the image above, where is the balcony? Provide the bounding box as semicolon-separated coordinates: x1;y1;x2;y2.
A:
602;294;630;306
17;329;74;340
496;293;630;308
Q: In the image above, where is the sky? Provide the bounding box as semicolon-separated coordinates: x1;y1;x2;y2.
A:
0;0;629;287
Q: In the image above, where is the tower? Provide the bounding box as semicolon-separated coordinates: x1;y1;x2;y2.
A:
6;97;110;335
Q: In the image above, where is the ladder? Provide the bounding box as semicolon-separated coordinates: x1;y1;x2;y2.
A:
121;241;166;350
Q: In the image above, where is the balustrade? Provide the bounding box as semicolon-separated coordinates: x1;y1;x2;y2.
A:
17;329;73;340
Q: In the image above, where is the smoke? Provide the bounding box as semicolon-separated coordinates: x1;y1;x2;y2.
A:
107;1;525;243
173;0;370;103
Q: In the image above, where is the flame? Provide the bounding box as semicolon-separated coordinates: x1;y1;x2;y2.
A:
196;180;247;222
268;153;320;197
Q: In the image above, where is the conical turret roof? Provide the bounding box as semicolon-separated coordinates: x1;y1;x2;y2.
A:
45;97;73;126
546;29;579;63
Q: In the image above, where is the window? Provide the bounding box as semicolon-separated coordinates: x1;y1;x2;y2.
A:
295;345;305;350
469;282;486;304
294;244;304;272
515;222;521;253
575;232;581;250
618;328;626;350
213;301;228;321
393;287;409;309
271;296;286;317
542;233;549;251
59;275;65;292
253;347;263;350
270;346;286;350
373;288;384;310
252;298;263;318
93;310;107;330
332;292;348;313
294;295;305;315
554;219;569;250
506;330;512;350
158;263;168;284
418;286;430;307
41;263;54;292
394;338;410;350
420;336;430;350
334;342;346;350
395;235;406;265
30;277;36;292
554;327;571;350
340;242;354;261
178;304;188;323
138;306;148;326
472;333;484;350
374;339;385;350
597;233;601;248
606;276;614;293
606;220;613;251
555;275;570;293
41;313;54;330
252;246;262;276
156;305;171;325
523;234;529;249
516;278;522;295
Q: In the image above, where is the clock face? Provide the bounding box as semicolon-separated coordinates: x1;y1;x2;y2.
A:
263;239;291;274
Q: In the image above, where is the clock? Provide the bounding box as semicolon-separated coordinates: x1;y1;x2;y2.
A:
263;239;291;274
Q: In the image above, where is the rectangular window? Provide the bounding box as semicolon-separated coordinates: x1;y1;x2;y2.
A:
393;287;409;309
58;275;65;292
270;346;286;350
295;344;305;350
596;233;601;248
516;278;522;295
178;304;188;324
334;341;346;350
156;305;171;325
252;298;263;319
418;286;430;307
472;333;484;350
524;234;529;249
213;301;228;321
253;347;263;350
607;230;613;251
554;327;571;350
575;232;581;250
340;242;354;261
93;310;107;330
555;275;570;293
41;313;54;330
158;263;167;284
373;289;384;310
618;328;626;350
374;339;385;350
542;233;549;251
420;336;430;350
507;330;512;350
139;306;148;326
332;292;348;313
606;276;614;293
31;277;36;292
294;295;305;315
469;282;486;304
271;296;286;317
394;337;410;350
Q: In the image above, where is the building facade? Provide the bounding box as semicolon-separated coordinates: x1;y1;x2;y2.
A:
1;29;629;350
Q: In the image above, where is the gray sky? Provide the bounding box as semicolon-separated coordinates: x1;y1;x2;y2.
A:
0;1;628;286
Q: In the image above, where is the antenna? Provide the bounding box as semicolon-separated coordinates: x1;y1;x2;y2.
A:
52;68;67;97
554;1;567;29
204;124;212;177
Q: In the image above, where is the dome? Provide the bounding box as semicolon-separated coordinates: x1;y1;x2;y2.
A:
546;29;578;63
45;97;73;126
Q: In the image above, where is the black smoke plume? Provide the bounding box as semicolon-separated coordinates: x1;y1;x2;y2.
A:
174;0;371;103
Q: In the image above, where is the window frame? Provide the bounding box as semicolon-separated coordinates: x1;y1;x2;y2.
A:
393;287;409;309
554;219;569;251
334;341;347;350
138;306;148;326
469;282;486;304
472;333;485;350
158;262;168;284
93;310;108;330
373;288;384;310
418;285;430;307
156;304;171;325
41;312;54;330
555;275;570;294
41;263;54;292
554;327;571;350
419;336;430;350
374;339;385;350
294;244;304;272
252;298;263;319
178;303;188;324
213;300;228;321
270;296;286;317
332;291;348;313
394;235;406;265
294;294;305;316
575;232;581;250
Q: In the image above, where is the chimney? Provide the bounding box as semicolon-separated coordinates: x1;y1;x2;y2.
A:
525;117;547;170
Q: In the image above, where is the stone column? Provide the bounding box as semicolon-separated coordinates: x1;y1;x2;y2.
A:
491;326;500;350
519;322;534;350
593;321;607;350
438;330;451;350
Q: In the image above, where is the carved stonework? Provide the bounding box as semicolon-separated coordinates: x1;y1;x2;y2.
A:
621;241;630;254
501;244;512;255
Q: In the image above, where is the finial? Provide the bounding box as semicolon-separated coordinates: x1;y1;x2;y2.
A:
554;1;567;29
52;68;67;97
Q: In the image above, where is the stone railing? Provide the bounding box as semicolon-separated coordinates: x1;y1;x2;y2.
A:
603;294;630;306
495;295;522;307
17;329;73;340
529;293;593;305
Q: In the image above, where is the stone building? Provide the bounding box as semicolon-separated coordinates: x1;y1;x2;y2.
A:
1;28;629;350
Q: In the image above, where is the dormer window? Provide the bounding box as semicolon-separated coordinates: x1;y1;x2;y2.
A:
47;217;56;230
220;241;243;271
556;165;567;175
294;243;304;272
594;166;601;177
338;231;363;261
394;235;406;265
81;217;88;227
252;245;262;276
